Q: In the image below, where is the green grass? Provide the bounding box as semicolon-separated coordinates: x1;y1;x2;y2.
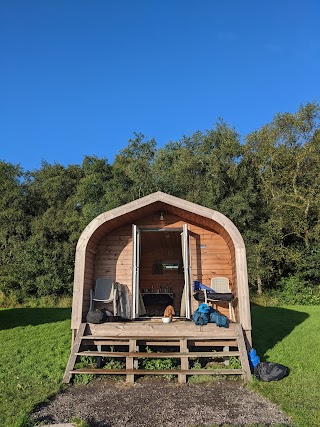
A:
0;305;319;426
250;305;320;427
0;308;71;427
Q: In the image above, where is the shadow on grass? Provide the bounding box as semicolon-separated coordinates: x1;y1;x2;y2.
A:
251;304;309;357
0;307;71;330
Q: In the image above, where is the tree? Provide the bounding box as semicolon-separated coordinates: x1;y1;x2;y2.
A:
18;162;84;296
107;133;157;206
154;120;244;210
74;155;112;229
0;162;29;293
243;102;320;292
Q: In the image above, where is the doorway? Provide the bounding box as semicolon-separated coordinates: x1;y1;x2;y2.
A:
132;225;191;319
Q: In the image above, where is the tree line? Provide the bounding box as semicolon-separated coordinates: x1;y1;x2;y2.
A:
1;102;320;300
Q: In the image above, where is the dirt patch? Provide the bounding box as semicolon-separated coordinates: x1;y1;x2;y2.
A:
32;378;291;426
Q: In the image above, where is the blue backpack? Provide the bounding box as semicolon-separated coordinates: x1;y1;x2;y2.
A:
209;310;229;328
198;303;212;314
192;310;208;325
193;303;229;328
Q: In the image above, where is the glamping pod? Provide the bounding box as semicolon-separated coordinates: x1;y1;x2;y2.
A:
65;192;252;383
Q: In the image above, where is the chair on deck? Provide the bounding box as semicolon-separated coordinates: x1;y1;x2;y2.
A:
204;277;235;322
90;278;118;315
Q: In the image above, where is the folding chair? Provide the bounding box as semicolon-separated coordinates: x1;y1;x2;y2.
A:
90;277;118;315
205;277;235;322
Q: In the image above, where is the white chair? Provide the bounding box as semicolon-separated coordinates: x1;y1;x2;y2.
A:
90;278;118;315
204;277;235;321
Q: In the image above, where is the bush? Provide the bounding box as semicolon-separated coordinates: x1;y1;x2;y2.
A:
103;358;125;370
140;357;179;371
251;276;320;306
276;276;320;305
229;356;242;369
73;356;96;385
138;346;178;380
0;291;72;308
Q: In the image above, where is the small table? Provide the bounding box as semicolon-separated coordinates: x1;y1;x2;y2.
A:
141;292;174;305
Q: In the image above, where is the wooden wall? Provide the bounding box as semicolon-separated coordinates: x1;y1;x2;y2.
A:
95;225;133;283
188;224;233;316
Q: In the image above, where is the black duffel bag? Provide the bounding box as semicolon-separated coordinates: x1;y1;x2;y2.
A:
254;362;289;382
193;290;234;302
86;309;108;324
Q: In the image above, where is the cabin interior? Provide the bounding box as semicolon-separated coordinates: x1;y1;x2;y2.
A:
139;229;185;316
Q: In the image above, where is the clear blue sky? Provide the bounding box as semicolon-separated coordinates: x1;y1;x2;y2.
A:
1;0;319;171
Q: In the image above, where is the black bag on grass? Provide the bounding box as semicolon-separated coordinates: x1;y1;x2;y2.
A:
254;362;288;382
86;309;107;324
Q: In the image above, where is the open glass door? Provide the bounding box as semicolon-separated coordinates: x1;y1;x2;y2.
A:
132;224;141;319
181;224;191;319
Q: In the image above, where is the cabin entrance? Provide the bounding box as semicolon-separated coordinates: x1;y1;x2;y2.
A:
132;225;191;319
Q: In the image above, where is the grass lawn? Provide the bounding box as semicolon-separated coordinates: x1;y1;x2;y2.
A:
0;308;71;427
250;305;320;427
0;305;319;426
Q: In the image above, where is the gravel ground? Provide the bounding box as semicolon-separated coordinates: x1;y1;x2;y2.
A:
32;378;292;427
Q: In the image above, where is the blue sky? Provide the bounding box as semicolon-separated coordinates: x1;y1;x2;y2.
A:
1;0;319;171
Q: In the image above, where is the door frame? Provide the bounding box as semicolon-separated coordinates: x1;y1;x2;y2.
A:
132;224;141;319
132;224;192;319
182;224;191;319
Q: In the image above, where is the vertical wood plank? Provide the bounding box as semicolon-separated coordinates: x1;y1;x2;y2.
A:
96;344;102;369
63;323;86;383
126;339;136;383
235;323;251;382
179;339;188;383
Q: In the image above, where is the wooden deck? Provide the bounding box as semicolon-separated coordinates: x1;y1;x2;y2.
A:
63;320;251;384
88;318;237;338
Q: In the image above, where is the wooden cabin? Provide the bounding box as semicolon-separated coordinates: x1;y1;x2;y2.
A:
65;192;252;383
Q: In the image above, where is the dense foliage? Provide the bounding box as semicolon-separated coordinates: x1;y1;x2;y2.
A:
1;102;320;300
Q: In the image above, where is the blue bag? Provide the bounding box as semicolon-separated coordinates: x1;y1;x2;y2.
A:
198;303;211;314
248;348;260;370
192;310;208;325
193;281;214;292
209;310;229;328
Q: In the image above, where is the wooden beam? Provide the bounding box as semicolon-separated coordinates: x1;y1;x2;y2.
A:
235;323;251;382
126;339;136;383
179;339;188;383
63;323;86;383
70;368;243;376
75;351;241;358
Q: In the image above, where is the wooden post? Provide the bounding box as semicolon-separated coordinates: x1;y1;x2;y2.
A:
126;339;136;383
223;345;230;366
179;339;188;384
235;323;251;382
96;344;103;369
134;344;139;369
63;323;86;383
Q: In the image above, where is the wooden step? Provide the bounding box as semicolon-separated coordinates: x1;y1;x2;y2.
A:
63;322;251;384
81;339;238;347
76;351;241;358
71;368;243;376
80;334;238;341
63;323;86;384
235;324;251;382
